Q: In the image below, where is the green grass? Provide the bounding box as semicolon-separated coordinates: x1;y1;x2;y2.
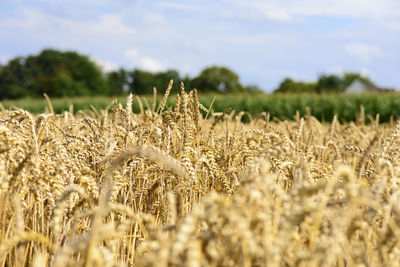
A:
1;92;400;122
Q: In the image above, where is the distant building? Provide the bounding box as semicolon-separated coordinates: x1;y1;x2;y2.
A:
344;80;395;94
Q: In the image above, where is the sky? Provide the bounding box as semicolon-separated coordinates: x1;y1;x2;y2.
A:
0;0;399;92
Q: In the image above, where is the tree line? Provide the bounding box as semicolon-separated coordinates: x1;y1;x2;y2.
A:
0;49;376;99
0;49;261;99
274;72;375;94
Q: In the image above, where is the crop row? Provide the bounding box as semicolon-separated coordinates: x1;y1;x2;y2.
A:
1;92;399;122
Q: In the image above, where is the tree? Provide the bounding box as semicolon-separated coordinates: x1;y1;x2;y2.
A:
0;58;32;99
0;49;109;99
154;70;179;88
0;49;266;98
275;78;296;93
131;69;155;94
244;84;263;93
107;68;131;95
315;72;375;93
191;66;244;93
29;49;109;96
131;69;188;95
274;78;316;93
315;74;344;93
181;75;192;90
342;72;375;88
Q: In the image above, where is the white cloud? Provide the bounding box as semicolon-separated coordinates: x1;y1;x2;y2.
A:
57;14;136;36
217;10;260;21
124;48;164;72
0;8;135;36
0;7;47;29
139;57;164;72
143;12;165;23
359;68;373;77
232;0;400;22
330;66;346;76
345;43;382;62
386;20;400;31
289;0;384;18
0;55;12;65
330;66;373;78
227;34;290;45
231;2;298;22
264;10;294;22
90;56;119;72
196;41;215;53
124;48;139;61
259;5;296;22
155;2;200;12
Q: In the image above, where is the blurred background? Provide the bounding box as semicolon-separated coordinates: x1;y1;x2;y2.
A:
0;0;399;121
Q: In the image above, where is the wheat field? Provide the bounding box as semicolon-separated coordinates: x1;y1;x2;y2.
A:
1;81;400;266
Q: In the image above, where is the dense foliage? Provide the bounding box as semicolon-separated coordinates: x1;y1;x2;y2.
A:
0;49;109;98
274;78;317;93
190;66;244;93
0;49;259;99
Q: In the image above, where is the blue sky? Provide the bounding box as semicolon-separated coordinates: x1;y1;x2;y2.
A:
0;0;399;92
